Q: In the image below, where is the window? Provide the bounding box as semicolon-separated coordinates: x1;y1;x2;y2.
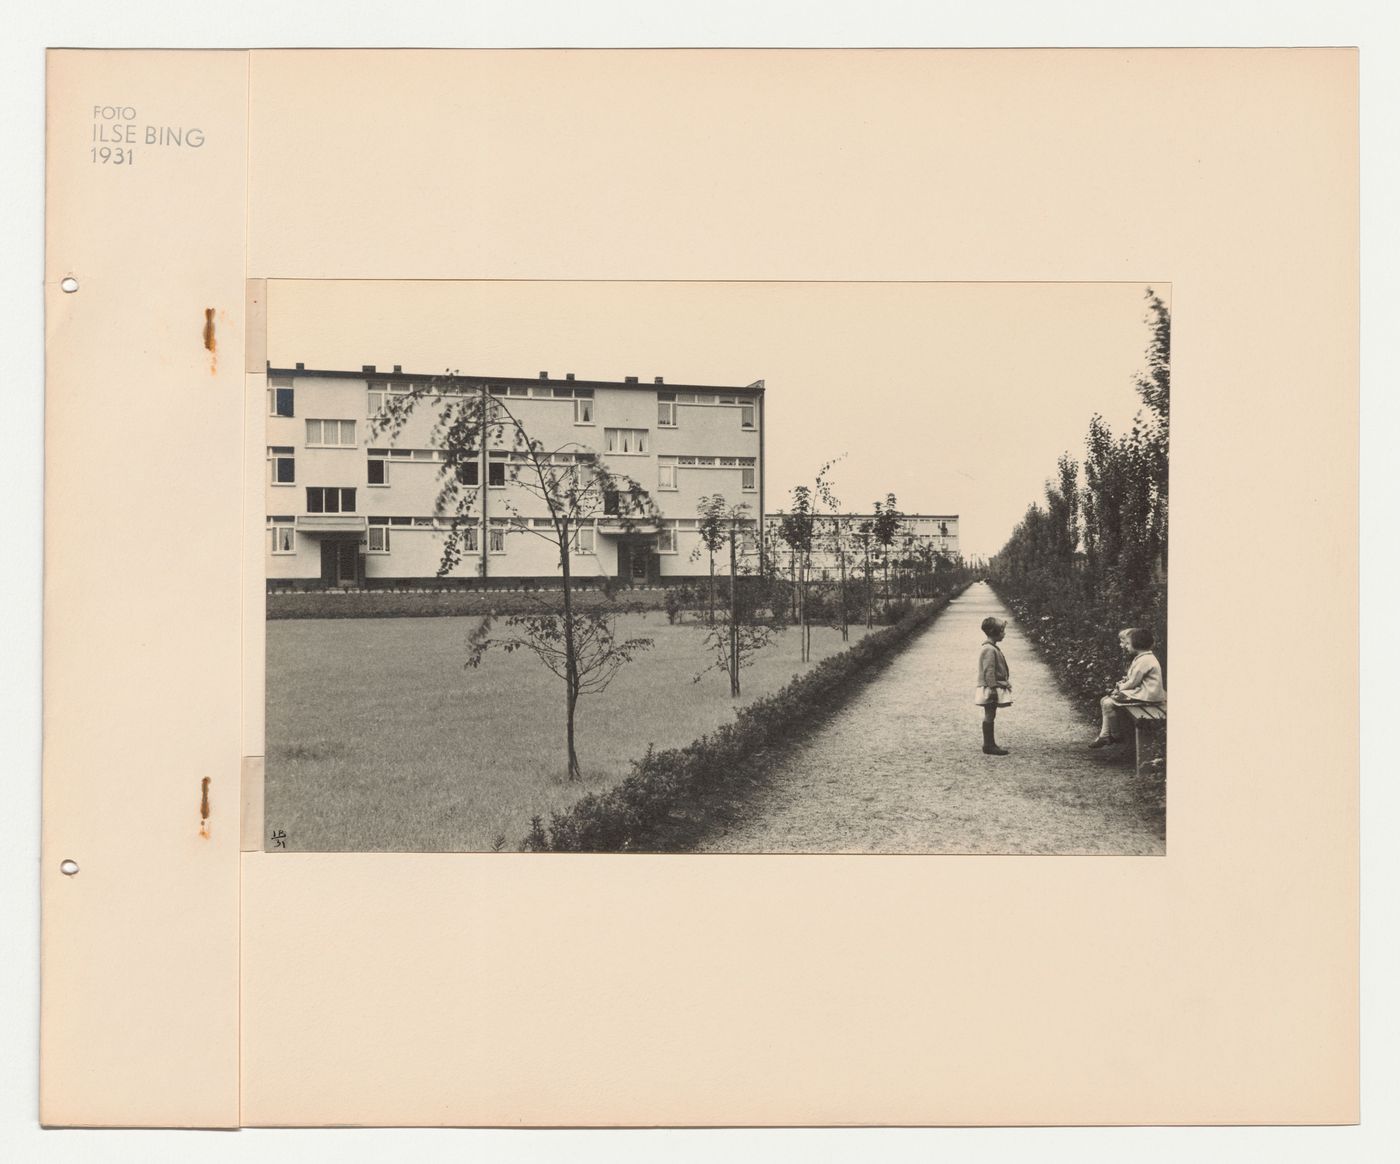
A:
268;384;294;418
306;419;357;447
367;384;386;416
603;490;619;516
488;460;506;487
658;393;676;426
574;395;594;424
366;526;391;553
574;524;595;554
269;525;295;554
740;403;756;429
605;428;648;455
268;446;295;485
742;466;756;491
658;458;677;490
658;523;677;553
489;525;506;553
306;487;356;513
455;460;480;487
367;450;387;486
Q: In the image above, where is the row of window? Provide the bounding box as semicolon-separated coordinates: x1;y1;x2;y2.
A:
266;417;361;444
268;515;757;556
657;392;756;430
274;378;758;432
658;455;757;491
272;446;758;492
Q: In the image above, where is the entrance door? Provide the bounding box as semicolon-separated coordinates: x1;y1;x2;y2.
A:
336;541;360;586
322;540;361;587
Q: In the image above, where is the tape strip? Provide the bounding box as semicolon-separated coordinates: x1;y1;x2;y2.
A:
241;755;265;852
245;278;267;374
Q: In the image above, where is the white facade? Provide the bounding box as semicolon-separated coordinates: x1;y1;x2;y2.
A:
266;366;765;587
763;513;961;582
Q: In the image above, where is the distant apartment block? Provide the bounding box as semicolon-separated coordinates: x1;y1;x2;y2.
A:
763;513;960;581
266;365;765;588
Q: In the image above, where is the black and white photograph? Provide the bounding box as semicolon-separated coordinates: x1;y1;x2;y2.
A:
263;279;1170;854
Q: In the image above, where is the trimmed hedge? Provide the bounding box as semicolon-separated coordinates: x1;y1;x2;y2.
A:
986;577;1166;721
522;580;974;852
267;585;676;621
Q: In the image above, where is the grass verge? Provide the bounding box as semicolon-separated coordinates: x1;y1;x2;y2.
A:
524;582;973;852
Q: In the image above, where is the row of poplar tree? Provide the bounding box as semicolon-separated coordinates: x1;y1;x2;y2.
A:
989;289;1170;686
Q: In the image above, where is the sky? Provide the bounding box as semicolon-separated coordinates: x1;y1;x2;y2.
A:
269;280;1165;559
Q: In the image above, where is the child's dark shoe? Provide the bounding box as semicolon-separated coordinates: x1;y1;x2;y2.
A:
981;723;1009;756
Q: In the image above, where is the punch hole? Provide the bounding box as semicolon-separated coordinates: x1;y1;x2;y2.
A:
60;277;79;294
59;859;80;876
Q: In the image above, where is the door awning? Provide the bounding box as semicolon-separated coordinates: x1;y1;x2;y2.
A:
596;519;661;537
296;515;367;534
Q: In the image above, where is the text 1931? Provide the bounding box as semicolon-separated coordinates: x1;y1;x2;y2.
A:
91;146;133;165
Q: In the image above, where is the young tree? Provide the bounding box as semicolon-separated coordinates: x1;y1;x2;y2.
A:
466;607;655;780
854;519;875;628
871;493;903;620
693;492;728;626
814;457;851;642
909;540;933;598
777;485;817;662
692;502;782;696
374;372;659;781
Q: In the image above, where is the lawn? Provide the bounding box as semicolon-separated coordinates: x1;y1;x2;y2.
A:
265;612;870;851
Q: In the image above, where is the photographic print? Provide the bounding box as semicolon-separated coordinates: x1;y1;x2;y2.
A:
263;280;1169;854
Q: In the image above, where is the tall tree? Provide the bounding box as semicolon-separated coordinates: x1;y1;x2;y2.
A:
990;286;1171;675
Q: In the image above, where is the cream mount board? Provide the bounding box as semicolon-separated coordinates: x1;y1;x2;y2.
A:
42;48;1357;1127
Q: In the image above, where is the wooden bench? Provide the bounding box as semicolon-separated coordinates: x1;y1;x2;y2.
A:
1119;702;1167;775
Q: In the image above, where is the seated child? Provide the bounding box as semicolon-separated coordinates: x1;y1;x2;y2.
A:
1089;627;1166;748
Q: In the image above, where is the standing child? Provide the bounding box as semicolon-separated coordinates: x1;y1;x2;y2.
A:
1089;627;1166;748
975;616;1013;756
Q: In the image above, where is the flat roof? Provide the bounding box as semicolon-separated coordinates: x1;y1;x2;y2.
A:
268;364;764;394
764;512;959;521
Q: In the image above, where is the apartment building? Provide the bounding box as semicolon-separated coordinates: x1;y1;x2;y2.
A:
763;512;961;581
266;365;765;588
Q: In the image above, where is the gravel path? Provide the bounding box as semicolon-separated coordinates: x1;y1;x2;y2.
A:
696;582;1165;854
